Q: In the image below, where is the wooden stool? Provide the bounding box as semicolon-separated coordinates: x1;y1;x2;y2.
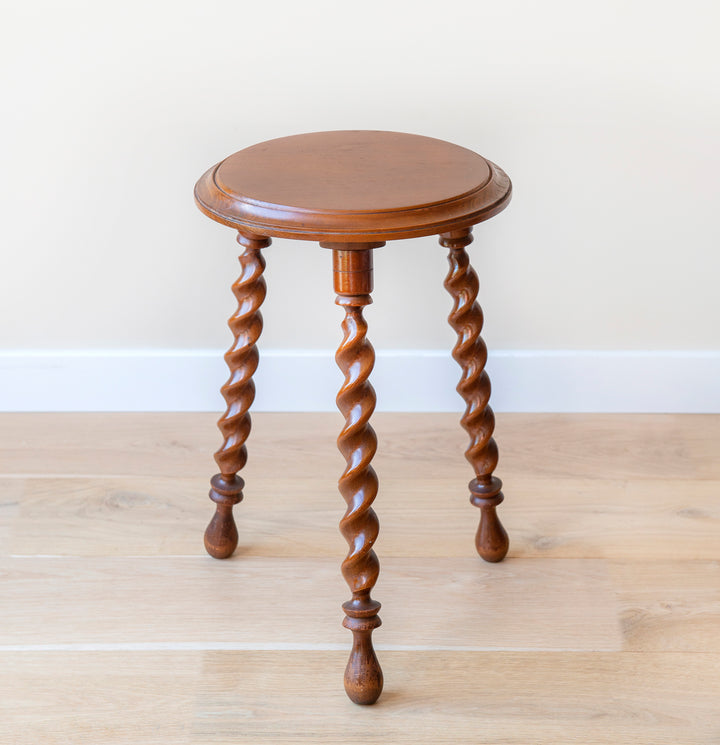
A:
194;131;512;705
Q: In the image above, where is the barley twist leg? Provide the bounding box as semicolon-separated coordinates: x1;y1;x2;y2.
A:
326;244;384;705
204;232;269;559
441;228;509;562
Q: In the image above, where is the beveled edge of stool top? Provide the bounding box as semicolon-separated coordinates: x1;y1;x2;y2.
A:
194;130;512;243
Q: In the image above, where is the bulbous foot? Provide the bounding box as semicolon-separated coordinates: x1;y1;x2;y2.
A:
343;616;383;705
475;506;509;562
470;477;509;563
204;474;243;559
204;504;238;559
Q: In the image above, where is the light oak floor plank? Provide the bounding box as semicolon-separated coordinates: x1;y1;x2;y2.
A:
1;651;718;745
191;651;720;745
1;413;719;743
0;651;200;745
0;478;20;547
4;475;719;559
611;560;720;652
2;413;718;480
0;557;622;651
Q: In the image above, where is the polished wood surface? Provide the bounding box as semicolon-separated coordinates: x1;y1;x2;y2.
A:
217;131;491;211
2;413;719;743
194;131;513;702
333;247;383;704
194;131;511;242
205;233;269;559
442;228;508;562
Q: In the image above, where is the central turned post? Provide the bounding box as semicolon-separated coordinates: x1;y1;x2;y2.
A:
323;241;385;705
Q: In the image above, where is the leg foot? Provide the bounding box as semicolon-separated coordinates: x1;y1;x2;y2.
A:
470;478;509;562
343;613;383;705
204;474;243;559
204;506;238;559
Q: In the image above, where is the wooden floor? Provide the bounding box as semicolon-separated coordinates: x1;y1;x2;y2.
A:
0;413;719;744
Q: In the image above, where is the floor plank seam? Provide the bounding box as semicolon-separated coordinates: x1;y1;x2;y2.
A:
0;643;644;652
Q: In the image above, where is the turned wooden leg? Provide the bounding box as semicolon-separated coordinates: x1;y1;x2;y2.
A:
441;228;509;563
324;243;385;705
204;232;269;559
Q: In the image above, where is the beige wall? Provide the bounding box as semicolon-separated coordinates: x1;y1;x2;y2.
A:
1;0;718;357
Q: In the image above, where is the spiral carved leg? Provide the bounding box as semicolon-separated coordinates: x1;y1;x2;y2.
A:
327;244;384;705
441;228;509;563
205;232;269;559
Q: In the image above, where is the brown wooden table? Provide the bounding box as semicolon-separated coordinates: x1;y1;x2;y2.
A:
194;130;512;704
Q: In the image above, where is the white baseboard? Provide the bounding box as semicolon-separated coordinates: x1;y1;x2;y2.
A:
0;349;718;413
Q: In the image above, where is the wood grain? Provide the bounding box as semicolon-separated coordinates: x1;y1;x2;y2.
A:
0;478;20;547
1;412;719;741
611;560;720;652
191;651;720;744
333;247;384;704
5;475;719;560
0;557;621;651
0;652;199;745
2;413;716;479
194;130;511;242
204;233;268;559
2;651;718;744
443;228;508;561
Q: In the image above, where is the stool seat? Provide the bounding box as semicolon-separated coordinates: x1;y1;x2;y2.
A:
194;130;511;242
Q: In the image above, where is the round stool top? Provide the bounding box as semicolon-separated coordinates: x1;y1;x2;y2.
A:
194;131;511;243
